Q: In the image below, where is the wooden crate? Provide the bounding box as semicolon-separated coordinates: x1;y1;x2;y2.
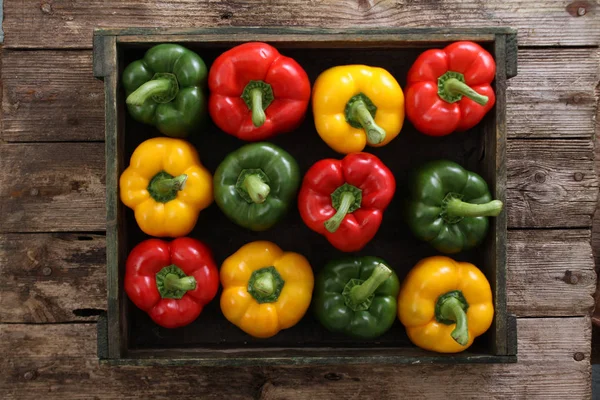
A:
93;27;518;366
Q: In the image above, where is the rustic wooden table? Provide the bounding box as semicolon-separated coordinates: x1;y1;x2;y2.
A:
1;1;599;398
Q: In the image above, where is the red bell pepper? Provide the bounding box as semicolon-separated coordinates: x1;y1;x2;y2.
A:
124;237;219;329
208;42;311;141
298;152;395;252
405;41;496;136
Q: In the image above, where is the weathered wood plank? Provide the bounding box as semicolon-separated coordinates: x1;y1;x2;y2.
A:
507;230;596;316
506;47;599;139
1;51;105;142
0;139;595;232
0;234;106;323
591;113;600;363
0;143;106;232
508;48;600;91
3;1;599;48
0;318;591;399
507;140;598;228
2;48;598;142
506;89;597;139
1;230;593;323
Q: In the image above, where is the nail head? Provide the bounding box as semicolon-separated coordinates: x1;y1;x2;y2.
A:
574;172;584;181
41;2;52;13
578;7;586;16
574;352;585;361
42;267;52;276
23;371;36;380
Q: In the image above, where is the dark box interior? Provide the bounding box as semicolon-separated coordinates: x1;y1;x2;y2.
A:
117;42;496;356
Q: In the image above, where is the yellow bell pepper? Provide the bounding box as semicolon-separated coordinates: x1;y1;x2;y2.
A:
119;137;213;237
220;241;314;338
312;65;405;154
397;256;494;353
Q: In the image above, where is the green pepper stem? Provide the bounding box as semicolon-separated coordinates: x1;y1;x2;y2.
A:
252;272;275;297
446;198;503;218
324;191;355;233
444;78;489;106
438;296;469;346
250;88;266;127
351;100;386;145
163;273;196;292
151;174;187;196
349;263;393;305
243;174;270;204
126;79;173;106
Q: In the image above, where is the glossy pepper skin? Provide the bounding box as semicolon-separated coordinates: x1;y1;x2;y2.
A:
405;160;503;254
397;256;494;353
124;237;219;328
298;152;395;252
208;42;311;141
405;41;496;136
122;44;208;138
120;137;213;237
312;65;405;154
220;241;314;338
313;257;400;339
213;142;300;231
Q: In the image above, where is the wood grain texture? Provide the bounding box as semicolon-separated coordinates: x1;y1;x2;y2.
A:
0;230;593;323
0;318;591;399
507;140;598;228
1;51;105;142
3;0;599;48
2;48;598;142
0;234;106;323
0;139;595;232
507;230;596;316
0;143;106;232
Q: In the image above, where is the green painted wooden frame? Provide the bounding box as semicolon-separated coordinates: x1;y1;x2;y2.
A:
93;27;518;366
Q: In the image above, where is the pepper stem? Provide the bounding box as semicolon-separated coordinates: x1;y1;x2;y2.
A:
437;71;488;106
247;266;285;304
349;263;393;305
438;296;469;346
250;88;266;127
352;100;386;145
444;78;489;106
152;174;187;195
446;198;503;218
148;172;187;203
126;73;180;106
155;264;196;299
243;174;270;204
241;80;274;128
163;273;197;292
253;273;275;297
324;191;355;233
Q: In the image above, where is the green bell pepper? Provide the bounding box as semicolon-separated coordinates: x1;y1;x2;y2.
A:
122;44;208;138
313;256;400;339
405;159;503;254
213;142;300;231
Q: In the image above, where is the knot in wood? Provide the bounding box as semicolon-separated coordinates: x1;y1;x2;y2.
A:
562;270;579;284
534;172;546;183
23;371;37;380
324;372;343;381
40;2;52;14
